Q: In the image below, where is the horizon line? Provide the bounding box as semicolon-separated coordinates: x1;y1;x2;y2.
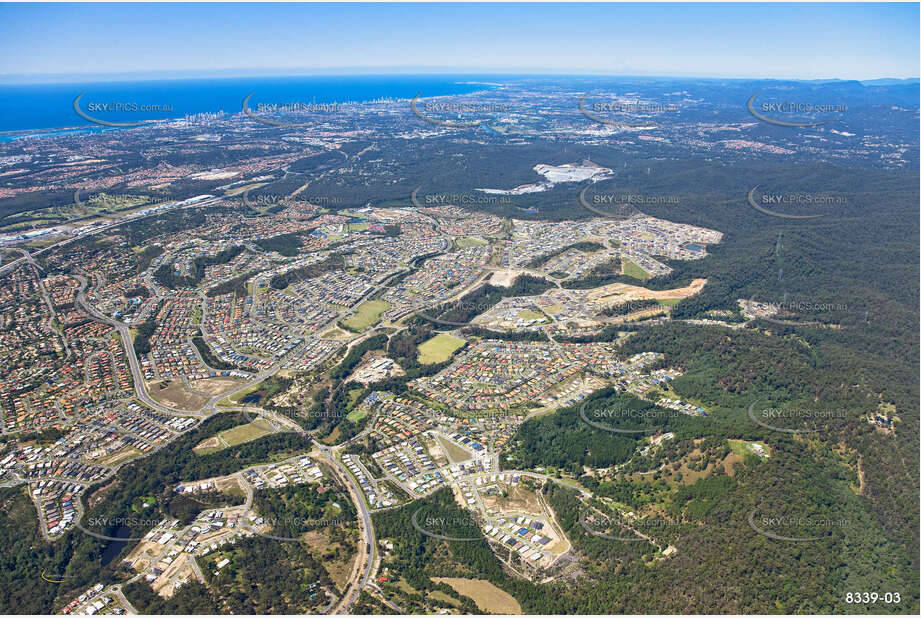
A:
1;67;919;86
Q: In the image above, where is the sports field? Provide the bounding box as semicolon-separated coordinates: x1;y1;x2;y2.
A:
342;300;390;331
417;333;465;364
622;258;651;281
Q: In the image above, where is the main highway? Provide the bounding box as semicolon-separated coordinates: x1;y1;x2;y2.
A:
316;440;377;614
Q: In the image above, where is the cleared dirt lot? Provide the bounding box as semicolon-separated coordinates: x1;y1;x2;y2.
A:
148;379;208;409
587;278;708;305
432;577;522;614
488;269;521;287
94;445;142;466
435;435;472;463
193;377;245;396
481;484;542;514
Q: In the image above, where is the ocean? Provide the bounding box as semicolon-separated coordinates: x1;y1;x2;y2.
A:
0;74;499;135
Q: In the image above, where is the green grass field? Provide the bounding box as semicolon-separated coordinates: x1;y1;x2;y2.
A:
347;387;364;408
518;309;548;321
622;259;651;281
341;300;390;331
728;439;770;458
346;407;370;423
436;435;472;463
657;298;682;307
223;420;273;445
456;236;488;248
418;333;466;364
194;420;273;454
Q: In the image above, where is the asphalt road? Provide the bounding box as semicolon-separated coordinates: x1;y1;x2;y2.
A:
317;443;377;614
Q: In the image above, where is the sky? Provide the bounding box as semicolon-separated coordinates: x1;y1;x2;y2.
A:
1;2;918;81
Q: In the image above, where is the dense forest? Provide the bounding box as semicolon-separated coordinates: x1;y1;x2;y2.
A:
253;232;305;257
493;157;918;612
131;314;159;355
369;451;916;614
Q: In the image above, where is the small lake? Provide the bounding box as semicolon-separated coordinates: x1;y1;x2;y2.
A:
100;525;135;566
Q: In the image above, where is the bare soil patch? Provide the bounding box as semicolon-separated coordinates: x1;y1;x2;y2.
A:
148;379;208;410
432;577;522;614
488;269;520;287
193;377;244;396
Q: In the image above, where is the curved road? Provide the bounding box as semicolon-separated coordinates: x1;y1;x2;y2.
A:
315;442;376;614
